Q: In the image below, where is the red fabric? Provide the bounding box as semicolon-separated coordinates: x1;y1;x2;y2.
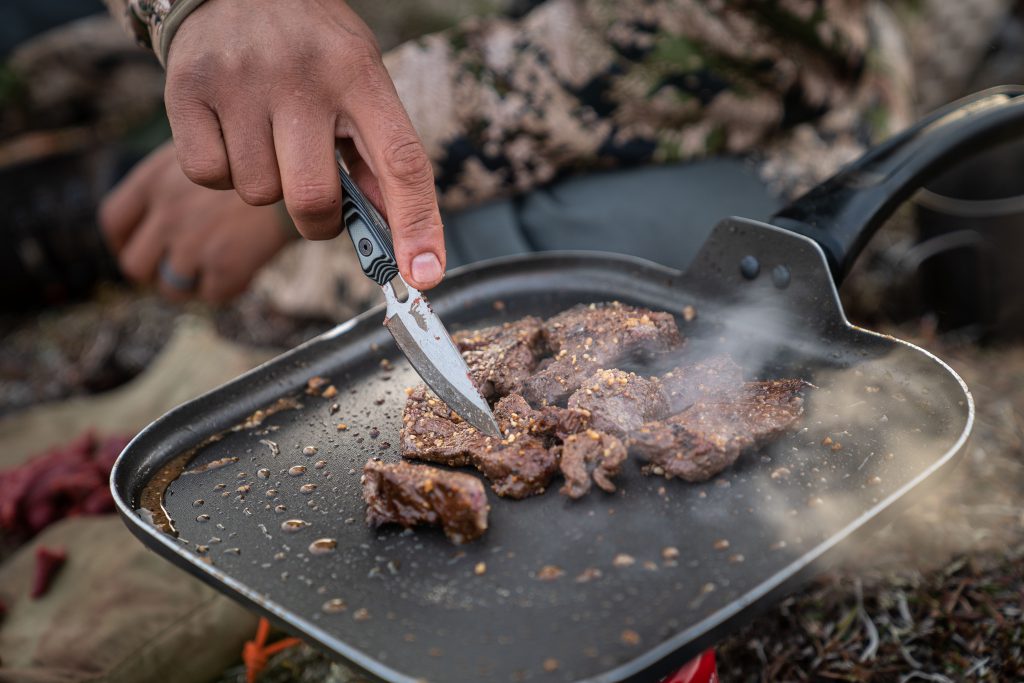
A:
0;431;131;538
662;650;718;683
31;546;67;599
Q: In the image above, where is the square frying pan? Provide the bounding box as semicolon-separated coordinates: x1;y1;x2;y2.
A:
111;87;1024;682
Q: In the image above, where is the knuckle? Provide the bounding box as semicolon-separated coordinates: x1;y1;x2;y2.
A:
394;204;441;237
345;37;383;71
380;135;433;184
166;55;220;101
235;179;281;206
286;182;339;221
179;153;228;187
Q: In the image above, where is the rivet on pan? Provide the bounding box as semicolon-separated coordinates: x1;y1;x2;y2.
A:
772;265;791;289
739;255;760;280
358;238;373;256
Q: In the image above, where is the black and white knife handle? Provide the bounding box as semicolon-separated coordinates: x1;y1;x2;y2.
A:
338;159;400;287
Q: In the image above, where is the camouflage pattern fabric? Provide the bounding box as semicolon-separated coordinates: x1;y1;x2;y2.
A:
386;0;917;205
102;0;210;66
103;0;173;58
103;0;917;202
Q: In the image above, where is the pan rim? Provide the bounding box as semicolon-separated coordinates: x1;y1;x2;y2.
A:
110;249;974;683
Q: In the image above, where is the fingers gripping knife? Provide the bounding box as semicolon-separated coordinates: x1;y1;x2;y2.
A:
337;157;502;438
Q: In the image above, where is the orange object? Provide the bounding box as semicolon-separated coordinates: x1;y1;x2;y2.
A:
243;617;301;683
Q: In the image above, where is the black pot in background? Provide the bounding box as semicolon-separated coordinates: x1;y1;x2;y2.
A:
913;136;1024;340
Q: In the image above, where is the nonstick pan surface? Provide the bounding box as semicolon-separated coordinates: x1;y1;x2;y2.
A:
111;222;972;682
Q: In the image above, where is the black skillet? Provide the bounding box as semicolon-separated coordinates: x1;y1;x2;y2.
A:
112;87;1024;682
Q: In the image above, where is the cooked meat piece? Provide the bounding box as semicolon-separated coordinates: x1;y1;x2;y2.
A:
659;354;745;412
362;460;489;544
544;303;681;358
559;429;628;499
567;369;668;437
495;393;590;439
477;394;590;498
521;302;683;406
400;388;588;461
398;304;805;508
400;387;587;498
629;379;807;482
453;317;546;398
399;386;477;466
485;394;591;497
471;435;560;499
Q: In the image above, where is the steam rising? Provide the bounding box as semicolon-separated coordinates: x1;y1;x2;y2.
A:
654;280;971;579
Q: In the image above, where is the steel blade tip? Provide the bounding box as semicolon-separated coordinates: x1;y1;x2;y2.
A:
474;409;502;439
382;279;501;438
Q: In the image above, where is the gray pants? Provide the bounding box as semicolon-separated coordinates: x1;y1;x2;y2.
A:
443;159;781;272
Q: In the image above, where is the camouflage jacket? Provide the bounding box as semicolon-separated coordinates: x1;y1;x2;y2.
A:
104;0;919;206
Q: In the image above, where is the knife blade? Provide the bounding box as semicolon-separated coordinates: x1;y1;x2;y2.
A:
336;156;501;439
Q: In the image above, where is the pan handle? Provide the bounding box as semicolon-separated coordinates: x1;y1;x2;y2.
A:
770;86;1024;283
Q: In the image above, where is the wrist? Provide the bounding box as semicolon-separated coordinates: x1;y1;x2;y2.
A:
158;0;213;67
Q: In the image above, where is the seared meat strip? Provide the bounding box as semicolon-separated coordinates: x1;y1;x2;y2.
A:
453;317;546;398
567;369;668;437
629;378;807;482
521;302;682;406
362;460;489;544
559;429;628;499
400;386;588;498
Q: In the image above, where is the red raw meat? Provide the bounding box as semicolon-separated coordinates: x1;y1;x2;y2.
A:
0;431;131;538
31;546;67;599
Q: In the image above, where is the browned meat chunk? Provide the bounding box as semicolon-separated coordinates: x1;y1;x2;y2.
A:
399;386;477;466
567;369;668;437
362;460;489;544
496;393;590;439
481;394;590;497
398;304;805;512
400;387;588;498
470;435;559;499
453;317;546;398
629;379;807;482
559;429;628;499
521;302;683;406
659;354;745;412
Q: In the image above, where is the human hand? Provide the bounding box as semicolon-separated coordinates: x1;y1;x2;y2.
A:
163;0;445;289
100;142;292;303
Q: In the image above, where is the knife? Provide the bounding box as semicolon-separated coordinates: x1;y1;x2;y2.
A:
336;156;502;438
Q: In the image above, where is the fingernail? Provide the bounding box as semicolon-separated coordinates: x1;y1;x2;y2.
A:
411;252;442;285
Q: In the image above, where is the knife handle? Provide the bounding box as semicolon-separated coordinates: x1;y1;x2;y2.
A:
337;158;400;286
